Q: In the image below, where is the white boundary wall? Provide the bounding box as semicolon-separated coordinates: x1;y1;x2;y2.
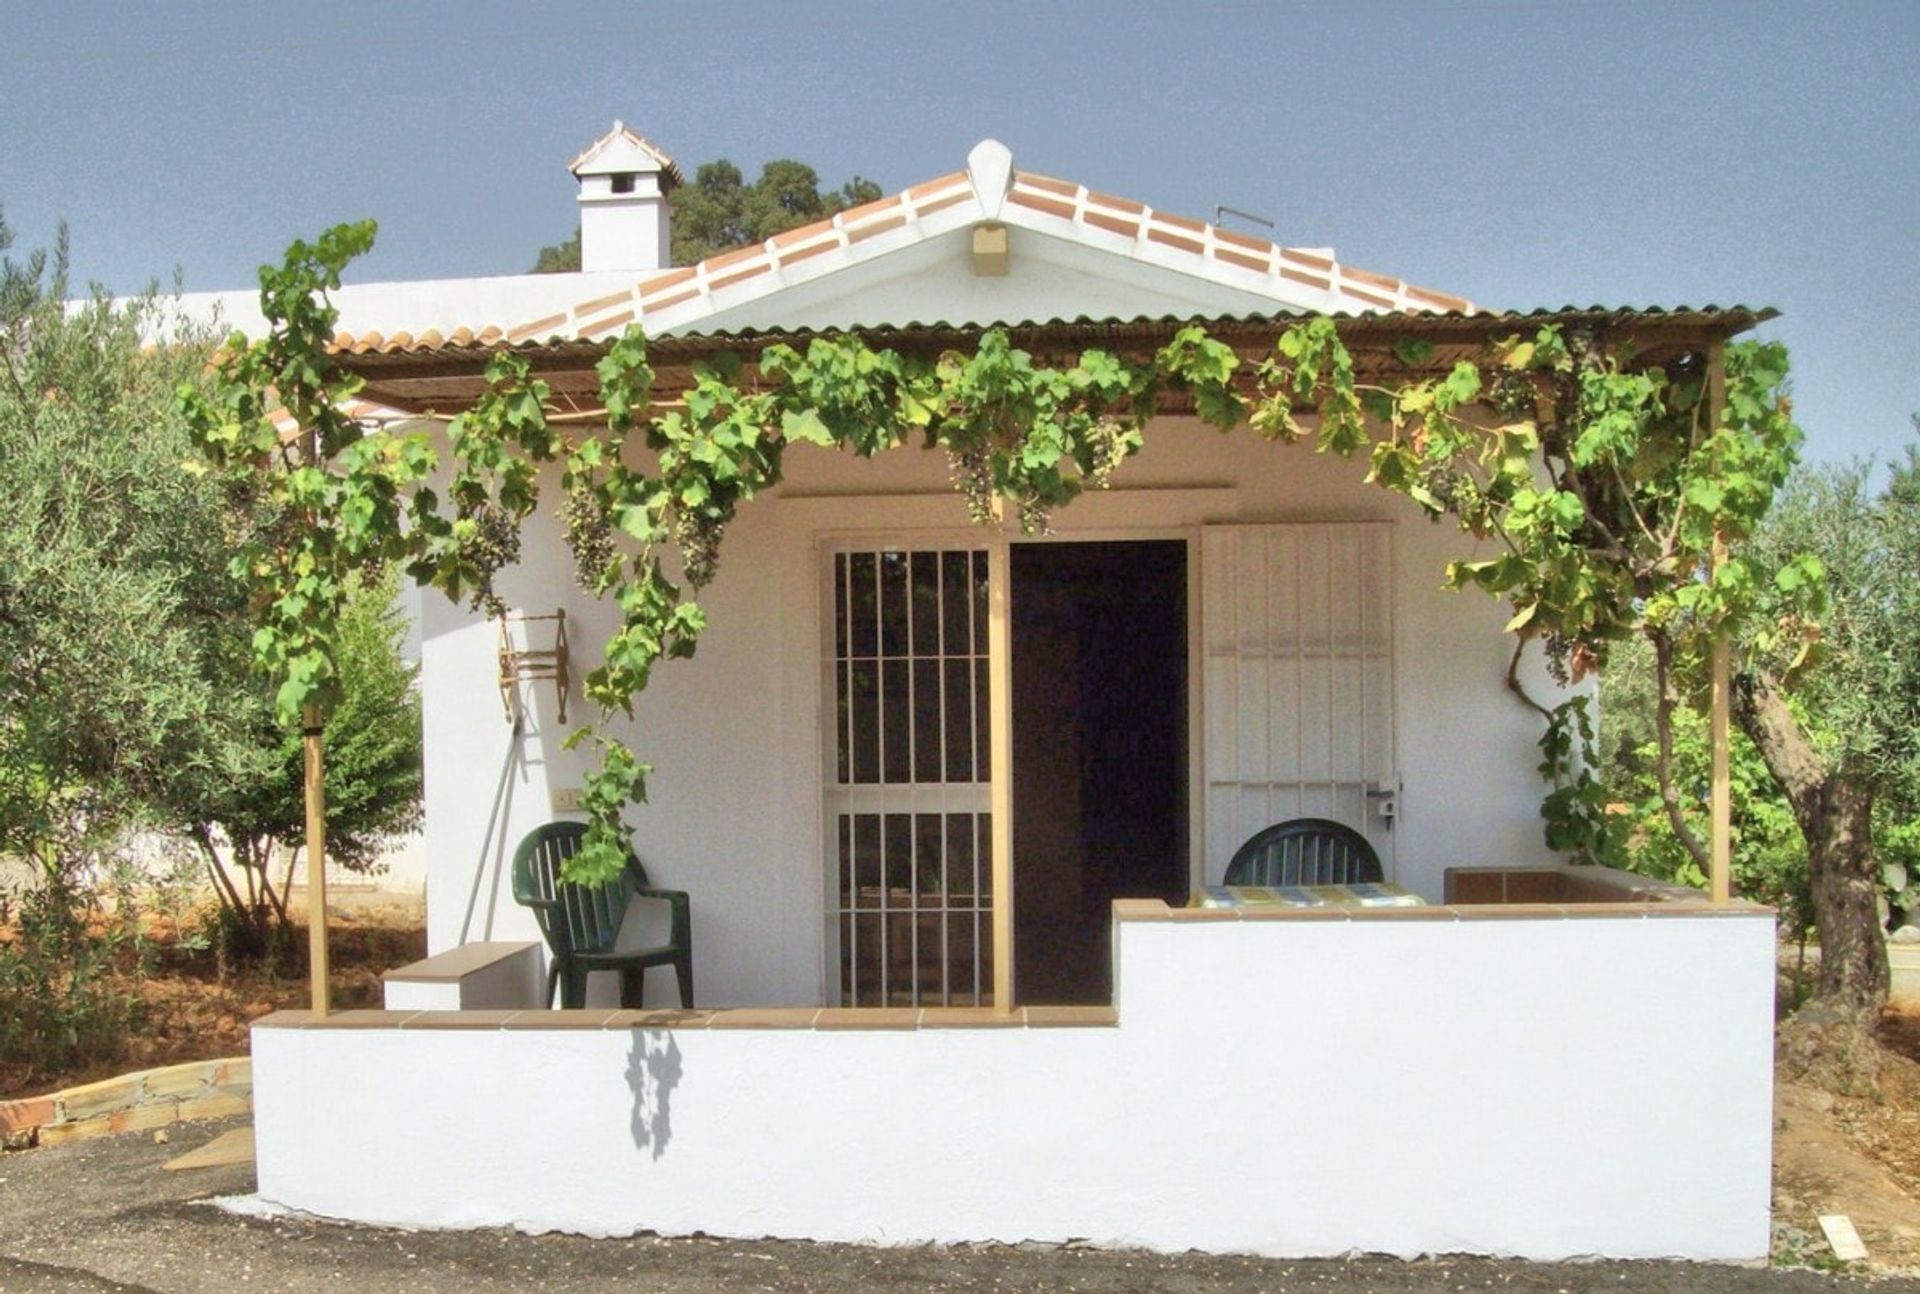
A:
253;907;1775;1260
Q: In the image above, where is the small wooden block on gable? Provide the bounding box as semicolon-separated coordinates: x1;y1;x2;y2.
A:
972;224;1009;277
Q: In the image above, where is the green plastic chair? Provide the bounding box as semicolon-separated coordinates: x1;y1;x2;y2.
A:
1224;817;1383;887
510;821;694;1010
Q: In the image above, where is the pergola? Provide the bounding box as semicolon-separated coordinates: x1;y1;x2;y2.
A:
296;304;1767;1012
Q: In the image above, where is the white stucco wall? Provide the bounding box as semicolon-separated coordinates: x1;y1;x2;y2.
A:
252;905;1776;1260
421;420;1571;1008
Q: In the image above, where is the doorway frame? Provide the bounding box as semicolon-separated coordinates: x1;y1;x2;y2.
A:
812;524;1205;1012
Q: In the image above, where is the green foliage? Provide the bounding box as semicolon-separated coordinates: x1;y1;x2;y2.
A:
1598;636;1814;934
1248;320;1812;865
1597;438;1920;928
532;158;884;272
197;223;1247;886
0;871;147;1090
0;208;250;880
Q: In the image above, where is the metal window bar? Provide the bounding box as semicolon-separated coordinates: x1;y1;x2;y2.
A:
828;546;992;1007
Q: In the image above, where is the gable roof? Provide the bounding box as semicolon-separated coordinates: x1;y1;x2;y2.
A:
568;120;683;186
326;140;1475;358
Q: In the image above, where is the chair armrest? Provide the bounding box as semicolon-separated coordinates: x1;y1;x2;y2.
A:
512;890;563;912
630;886;692;947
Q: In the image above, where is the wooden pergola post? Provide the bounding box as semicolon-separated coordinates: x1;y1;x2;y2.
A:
304;704;331;1014
986;516;1016;1014
1707;340;1733;905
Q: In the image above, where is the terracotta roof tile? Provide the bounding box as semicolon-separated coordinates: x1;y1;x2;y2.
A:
838;194;903;224
704;244;764;273
1215;227;1271;254
1155;210;1207;234
645;286;700;313
1020;172;1080;198
1146;227;1205;255
710;260;775;291
1342;265;1402;292
778;238;839;267
638;266;699;298
507;311;568;343
573;289;634;317
915;190;971;217
327;147;1474;357
578;308;636;339
1216;248;1271;274
1087;189;1145;216
1083;211;1141;240
772;221;833;249
1007;189;1076;221
908;170;968;199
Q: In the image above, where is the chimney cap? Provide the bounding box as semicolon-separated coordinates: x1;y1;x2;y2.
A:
569;120;683;189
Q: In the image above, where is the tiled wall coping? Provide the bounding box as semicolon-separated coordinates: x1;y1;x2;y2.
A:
382;940;539;984
1111;897;1774;923
253;1004;1117;1032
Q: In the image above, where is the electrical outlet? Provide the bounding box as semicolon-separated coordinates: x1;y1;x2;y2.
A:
551;787;585;813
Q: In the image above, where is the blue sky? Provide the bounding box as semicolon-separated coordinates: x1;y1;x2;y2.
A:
2;1;1913;465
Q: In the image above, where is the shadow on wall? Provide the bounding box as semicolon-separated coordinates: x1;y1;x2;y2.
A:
459;717;524;944
626;1029;683;1160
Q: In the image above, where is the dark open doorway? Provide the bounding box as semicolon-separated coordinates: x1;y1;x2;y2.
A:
1011;540;1189;1005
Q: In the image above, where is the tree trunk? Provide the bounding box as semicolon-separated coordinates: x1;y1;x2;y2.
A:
1734;668;1889;1018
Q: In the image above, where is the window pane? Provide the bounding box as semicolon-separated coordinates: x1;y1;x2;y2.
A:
837;814;852;909
941;551;970;656
833;553;848;659
851;660;879;783
912;659;941;783
971;550;989;654
915;814;944;909
884;812;913;898
834;661;850;783
943;658;973;782
881;659;910;784
853;813;881;903
910;552;939;657
945;813;975;902
974;658;990;782
850;552;877;659
880;551;909;657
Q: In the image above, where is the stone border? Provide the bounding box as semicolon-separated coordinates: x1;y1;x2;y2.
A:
0;1056;251;1151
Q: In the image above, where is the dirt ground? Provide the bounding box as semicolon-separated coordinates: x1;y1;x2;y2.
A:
4;1118;1920;1294
0;897;424;1101
1770;1009;1920;1270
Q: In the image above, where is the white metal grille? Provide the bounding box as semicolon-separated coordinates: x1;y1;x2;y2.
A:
1201;523;1397;879
824;546;994;1006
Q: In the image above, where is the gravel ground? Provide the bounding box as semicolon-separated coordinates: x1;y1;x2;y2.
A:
4;1119;1919;1293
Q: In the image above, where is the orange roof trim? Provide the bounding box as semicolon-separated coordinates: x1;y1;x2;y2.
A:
326;144;1473;357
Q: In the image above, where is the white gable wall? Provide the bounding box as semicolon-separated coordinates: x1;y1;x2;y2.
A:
421;422;1568;1008
689;224;1292;335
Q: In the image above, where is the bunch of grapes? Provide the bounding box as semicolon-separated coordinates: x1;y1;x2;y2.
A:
560;482;616;591
671;507;724;588
1084;417;1130;490
459;502;521;617
947;446;996;527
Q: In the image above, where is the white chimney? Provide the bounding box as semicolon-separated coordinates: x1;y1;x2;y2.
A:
569;121;682;272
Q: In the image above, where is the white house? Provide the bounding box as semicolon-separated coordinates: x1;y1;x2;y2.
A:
216;124;1775;1261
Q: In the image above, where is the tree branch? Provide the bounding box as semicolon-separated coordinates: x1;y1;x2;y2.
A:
1505;637;1555;721
1650;629;1712;870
